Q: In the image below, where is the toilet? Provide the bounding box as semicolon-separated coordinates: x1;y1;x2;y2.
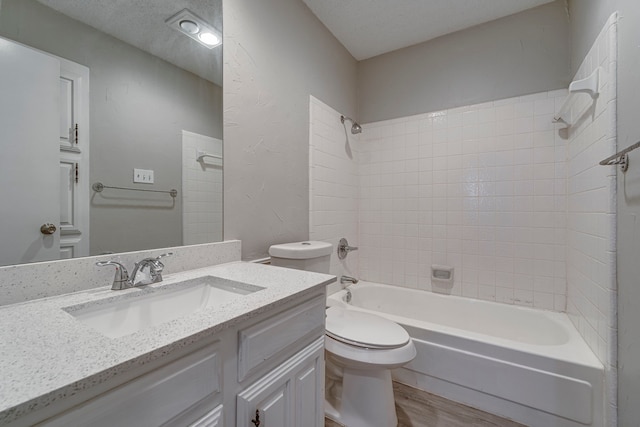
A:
269;241;417;427
269;240;332;273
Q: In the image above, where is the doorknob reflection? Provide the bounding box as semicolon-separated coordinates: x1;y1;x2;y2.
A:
40;223;57;235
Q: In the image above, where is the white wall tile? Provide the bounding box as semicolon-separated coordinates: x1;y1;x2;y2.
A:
358;89;567;308
565;14;617;369
182;132;223;245
309;96;359;294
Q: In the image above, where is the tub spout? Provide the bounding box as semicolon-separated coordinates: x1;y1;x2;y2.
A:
340;275;358;285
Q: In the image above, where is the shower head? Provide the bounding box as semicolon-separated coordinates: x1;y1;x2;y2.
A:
341;115;363;135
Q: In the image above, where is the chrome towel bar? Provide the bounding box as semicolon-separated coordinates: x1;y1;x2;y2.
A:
599;140;640;172
196;149;222;161
92;182;178;198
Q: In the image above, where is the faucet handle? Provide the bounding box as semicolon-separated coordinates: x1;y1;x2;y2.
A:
152;252;173;272
96;261;130;290
149;252;173;282
337;238;358;260
154;252;173;263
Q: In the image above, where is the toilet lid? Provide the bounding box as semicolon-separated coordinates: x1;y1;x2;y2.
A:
269;241;332;259
325;306;410;349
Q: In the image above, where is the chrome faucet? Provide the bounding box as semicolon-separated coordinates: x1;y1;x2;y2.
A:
130;253;172;286
97;253;172;290
340;275;359;285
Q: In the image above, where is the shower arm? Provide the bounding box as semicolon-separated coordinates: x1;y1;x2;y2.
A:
340;115;362;135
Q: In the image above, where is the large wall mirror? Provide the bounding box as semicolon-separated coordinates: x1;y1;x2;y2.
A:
0;0;223;267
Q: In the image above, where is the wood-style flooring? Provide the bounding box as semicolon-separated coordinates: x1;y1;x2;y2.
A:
325;382;526;427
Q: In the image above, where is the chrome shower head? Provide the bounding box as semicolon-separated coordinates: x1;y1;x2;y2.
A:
341;115;363;135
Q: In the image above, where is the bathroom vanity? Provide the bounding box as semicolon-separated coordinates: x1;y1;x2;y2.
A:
0;262;334;427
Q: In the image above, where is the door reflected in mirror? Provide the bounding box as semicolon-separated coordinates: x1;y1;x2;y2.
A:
0;0;223;267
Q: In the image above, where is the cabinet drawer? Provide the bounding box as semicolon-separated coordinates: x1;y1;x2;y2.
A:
189;405;223;427
238;295;325;381
40;343;221;427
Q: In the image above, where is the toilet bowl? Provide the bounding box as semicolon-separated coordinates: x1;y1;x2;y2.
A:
267;241;416;427
324;306;416;427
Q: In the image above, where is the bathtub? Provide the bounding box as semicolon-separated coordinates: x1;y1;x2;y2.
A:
327;282;604;427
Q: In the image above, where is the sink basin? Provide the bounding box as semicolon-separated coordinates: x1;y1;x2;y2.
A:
64;276;264;338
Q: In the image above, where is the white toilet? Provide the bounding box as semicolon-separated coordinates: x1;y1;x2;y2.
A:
269;240;332;273
269;241;417;427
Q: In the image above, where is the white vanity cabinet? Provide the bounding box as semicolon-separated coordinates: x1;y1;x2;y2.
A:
20;289;326;427
235;294;326;427
37;343;224;427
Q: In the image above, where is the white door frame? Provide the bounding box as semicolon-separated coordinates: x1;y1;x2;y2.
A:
57;57;90;259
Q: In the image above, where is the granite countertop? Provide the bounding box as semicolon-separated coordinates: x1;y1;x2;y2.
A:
0;261;335;425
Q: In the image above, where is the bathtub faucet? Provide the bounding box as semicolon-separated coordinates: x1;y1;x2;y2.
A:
340;275;359;285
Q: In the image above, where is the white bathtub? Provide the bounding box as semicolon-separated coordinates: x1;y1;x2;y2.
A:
327;282;604;427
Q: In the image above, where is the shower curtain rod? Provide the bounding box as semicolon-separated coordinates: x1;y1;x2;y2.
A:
599;140;640;172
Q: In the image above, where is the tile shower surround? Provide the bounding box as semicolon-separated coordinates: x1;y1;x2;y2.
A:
182;132;223;245
565;13;617;423
357;90;569;311
309;96;359;295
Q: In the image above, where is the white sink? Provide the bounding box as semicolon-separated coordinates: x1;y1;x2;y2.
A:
64;276;264;338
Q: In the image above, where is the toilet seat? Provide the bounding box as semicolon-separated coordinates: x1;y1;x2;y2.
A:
325;306;410;349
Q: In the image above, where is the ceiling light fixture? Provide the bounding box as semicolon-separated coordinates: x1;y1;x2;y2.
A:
198;32;220;47
179;20;199;35
166;9;221;49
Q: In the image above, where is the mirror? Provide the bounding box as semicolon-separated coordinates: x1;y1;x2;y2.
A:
0;0;223;267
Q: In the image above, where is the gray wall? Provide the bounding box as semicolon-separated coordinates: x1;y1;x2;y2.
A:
357;0;571;123
0;0;223;256
569;0;640;424
223;0;358;260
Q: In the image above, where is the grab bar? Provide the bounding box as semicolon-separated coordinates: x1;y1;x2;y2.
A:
92;182;178;198
599;140;640;172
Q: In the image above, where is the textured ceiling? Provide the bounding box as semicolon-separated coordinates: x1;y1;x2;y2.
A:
302;0;556;60
37;0;222;86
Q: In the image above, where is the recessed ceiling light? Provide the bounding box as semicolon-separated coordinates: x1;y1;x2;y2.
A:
166;9;221;50
198;32;220;46
179;19;199;35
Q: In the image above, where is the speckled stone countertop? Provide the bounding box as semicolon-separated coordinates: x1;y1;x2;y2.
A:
0;262;335;425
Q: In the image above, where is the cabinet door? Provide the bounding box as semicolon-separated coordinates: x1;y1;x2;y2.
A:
237;337;323;427
294;354;324;427
247;382;291;427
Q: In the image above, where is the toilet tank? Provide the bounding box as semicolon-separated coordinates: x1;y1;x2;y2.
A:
268;241;332;274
